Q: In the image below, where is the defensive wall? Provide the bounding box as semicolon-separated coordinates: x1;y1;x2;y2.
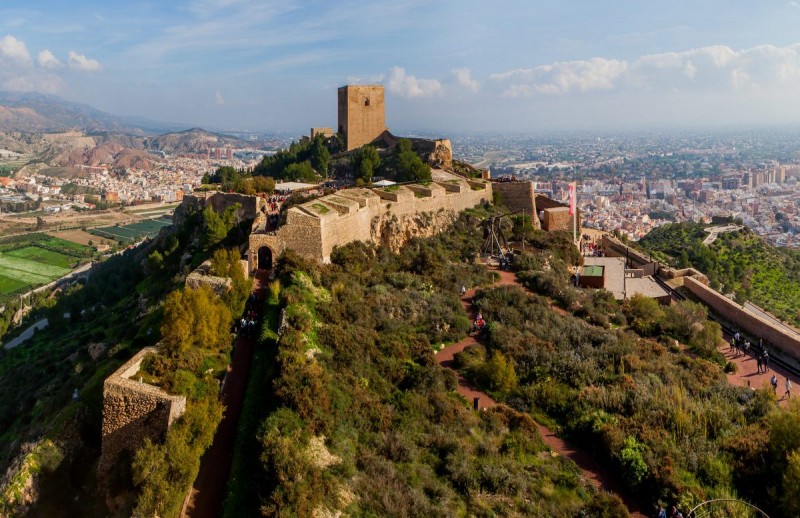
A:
601;235;709;281
249;178;493;266
174;191;265;224
98;347;186;476
601;235;659;276
684;276;800;360
491;181;541;229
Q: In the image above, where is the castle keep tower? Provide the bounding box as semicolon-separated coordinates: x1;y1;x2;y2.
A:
338;85;386;151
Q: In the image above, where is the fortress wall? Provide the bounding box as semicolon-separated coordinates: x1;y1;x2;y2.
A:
243;181;495;265
176;191;263;224
320;205;374;262
277;209;325;262
98;347;186;476
684;276;800;360
601;235;658;276
492;182;540;229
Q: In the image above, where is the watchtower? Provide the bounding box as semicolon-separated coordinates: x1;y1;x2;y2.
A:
338;85;386;151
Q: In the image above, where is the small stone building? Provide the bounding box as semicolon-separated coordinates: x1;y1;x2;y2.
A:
98;347;186;476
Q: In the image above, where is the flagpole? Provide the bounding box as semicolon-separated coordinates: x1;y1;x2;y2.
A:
571;181;577;245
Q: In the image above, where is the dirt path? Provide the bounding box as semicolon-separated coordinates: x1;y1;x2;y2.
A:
180;270;268;518
435;267;647;517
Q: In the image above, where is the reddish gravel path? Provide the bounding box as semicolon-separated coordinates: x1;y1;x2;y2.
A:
180;270;268;518
435;267;646;517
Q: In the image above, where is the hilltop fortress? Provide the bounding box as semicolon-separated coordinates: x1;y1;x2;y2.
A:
173;84;583;268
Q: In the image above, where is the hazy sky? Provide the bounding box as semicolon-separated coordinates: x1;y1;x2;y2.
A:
2;1;800;133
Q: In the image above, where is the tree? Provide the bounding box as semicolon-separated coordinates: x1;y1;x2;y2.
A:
627;293;664;336
202;203;241;249
352;145;380;184
283;161;316;182
483;351;518;395
160;285;232;357
311;135;330;176
395;139;431;182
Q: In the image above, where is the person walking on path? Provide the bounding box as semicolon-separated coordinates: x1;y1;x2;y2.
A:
461;285;466;297
772;374;779;395
785;377;792;400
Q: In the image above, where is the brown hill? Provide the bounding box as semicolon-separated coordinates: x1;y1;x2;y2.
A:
145;128;244;154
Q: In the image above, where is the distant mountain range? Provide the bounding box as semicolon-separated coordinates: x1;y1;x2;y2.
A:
0;91;188;135
0;92;269;175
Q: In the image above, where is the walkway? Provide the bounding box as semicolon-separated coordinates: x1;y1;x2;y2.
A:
180;269;269;518
702;224;742;245
717;341;799;406
435;266;646;517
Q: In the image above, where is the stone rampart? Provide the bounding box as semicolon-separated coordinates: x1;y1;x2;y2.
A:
174;191;264;225
249;179;493;266
98;347;186;476
684;276;800;360
491;181;540;228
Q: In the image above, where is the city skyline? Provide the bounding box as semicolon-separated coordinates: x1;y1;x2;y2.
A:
2;1;800;133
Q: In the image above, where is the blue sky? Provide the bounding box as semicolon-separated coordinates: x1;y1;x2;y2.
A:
2;1;800;133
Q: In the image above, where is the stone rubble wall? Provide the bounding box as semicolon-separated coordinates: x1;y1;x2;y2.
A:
684;276;800;360
98;347;186;476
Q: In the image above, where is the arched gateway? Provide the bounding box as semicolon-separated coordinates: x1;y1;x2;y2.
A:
257;246;273;271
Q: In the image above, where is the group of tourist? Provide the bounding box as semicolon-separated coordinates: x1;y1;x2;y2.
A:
729;332;795;399
729;333;771;372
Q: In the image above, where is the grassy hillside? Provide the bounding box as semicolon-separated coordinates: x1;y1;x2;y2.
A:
638;223;800;325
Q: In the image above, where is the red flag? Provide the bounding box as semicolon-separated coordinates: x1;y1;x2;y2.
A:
568;182;576;216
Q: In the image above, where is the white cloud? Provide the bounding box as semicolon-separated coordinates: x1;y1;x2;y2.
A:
491;43;800;96
452;67;479;93
37;49;62;69
0;35;32;66
491;57;628;96
68;50;101;71
214;89;225;105
386;67;442;98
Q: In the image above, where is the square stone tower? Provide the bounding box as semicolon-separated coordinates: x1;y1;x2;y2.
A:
338;85;386;151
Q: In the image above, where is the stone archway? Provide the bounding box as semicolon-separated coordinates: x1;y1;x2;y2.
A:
257;246;273;270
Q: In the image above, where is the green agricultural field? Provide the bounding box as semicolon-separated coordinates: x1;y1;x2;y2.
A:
0;255;70;285
0;234;90;301
90;218;172;243
0;274;28;293
5;247;78;269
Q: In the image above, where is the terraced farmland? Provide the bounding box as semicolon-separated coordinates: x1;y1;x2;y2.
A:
89;217;172;242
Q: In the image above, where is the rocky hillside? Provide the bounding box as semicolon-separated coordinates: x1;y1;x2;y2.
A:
144;128;245;154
